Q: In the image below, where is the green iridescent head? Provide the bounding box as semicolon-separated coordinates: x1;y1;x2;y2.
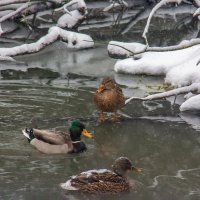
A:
69;120;92;141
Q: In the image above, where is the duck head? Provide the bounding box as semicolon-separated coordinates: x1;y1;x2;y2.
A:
97;77;116;93
69;121;92;153
112;157;141;177
69;120;92;141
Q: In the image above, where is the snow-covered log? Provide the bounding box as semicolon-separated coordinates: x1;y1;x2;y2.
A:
111;39;200;88
0;26;94;58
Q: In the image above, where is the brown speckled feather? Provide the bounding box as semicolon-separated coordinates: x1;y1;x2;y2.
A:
93;78;125;112
70;171;130;194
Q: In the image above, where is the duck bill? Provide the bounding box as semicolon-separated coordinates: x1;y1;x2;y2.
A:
97;84;105;93
131;166;142;173
82;129;93;138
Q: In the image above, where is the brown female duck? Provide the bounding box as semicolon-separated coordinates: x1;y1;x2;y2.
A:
60;157;141;194
93;77;125;122
22;121;92;154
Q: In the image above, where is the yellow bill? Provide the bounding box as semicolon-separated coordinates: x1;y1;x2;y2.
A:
97;84;105;93
82;129;93;138
131;166;142;173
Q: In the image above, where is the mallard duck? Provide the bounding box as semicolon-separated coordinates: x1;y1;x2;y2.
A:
93;77;125;122
22;121;92;154
60;157;141;194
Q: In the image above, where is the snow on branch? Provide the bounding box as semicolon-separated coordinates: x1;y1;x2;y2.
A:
0;0;27;7
103;0;128;12
0;26;94;58
55;0;87;29
142;0;182;45
108;39;200;59
180;94;200;111
125;83;200;104
0;2;31;35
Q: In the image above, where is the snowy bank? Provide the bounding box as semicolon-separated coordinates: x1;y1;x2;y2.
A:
110;40;200;112
180;94;200;111
111;41;200;87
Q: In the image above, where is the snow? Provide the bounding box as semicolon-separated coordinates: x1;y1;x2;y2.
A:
180;94;200;111
142;0;183;43
108;41;146;58
111;40;200;112
165;64;200;87
184;92;196;100
57;10;83;29
112;41;200;86
103;1;128;12
0;27;94;58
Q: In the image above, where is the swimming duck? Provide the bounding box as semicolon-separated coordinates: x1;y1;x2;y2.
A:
93;77;125;122
22;121;92;154
60;157;141;193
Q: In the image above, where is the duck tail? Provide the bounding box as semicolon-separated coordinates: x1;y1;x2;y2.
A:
22;129;31;140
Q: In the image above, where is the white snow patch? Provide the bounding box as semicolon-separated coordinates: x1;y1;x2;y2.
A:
180;94;200;111
108;41;146;58
184;92;196;100
165;64;200;87
112;41;200;86
103;1;128;12
57;10;83;29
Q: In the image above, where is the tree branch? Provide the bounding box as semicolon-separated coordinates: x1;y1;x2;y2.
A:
0;26;94;59
125;83;200;104
108;39;200;59
142;0;183;45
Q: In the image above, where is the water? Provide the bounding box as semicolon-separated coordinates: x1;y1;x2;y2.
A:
1;3;200;200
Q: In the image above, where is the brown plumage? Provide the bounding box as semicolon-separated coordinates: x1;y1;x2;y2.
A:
93;77;125;122
60;157;141;194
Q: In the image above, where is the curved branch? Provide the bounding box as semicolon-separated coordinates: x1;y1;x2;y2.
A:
142;0;183;45
108;39;200;59
125;83;200;104
0;26;94;58
0;0;27;6
0;2;31;35
0;55;16;62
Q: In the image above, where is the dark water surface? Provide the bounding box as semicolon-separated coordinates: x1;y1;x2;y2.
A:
1;3;200;200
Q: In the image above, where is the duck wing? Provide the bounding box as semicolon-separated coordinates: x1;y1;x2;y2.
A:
61;169;130;193
115;86;125;109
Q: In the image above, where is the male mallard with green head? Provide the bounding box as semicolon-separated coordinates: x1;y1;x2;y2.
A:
60;157;141;193
93;77;125;122
22;121;92;154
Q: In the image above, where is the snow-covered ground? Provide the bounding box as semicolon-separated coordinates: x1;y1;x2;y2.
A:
109;40;200;112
